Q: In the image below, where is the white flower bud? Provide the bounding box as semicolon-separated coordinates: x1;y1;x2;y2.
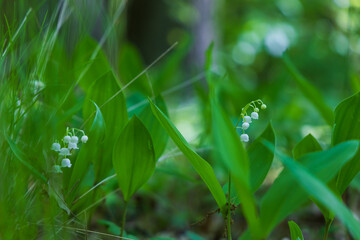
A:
251;112;259;119
81;135;88;143
51;143;61;151
242;122;250;130
59;148;71;156
241;134;249;142
70;136;78;143
53;165;63;173
68;142;79;150
61;158;72;168
64;136;71;143
261;104;267;110
244;116;252;123
254;107;259;112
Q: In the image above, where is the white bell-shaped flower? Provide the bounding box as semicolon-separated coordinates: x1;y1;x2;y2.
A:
242;122;250;130
64;136;71;143
240;134;249;142
261;104;267;110
251;112;259;119
68;142;79;150
51;143;61;151
81;135;88;143
244;116;252;123
59;148;71;156
61;158;72;168
70;136;78;144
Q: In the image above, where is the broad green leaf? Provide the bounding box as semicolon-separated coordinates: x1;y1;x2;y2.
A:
148;98;227;216
248;123;275;191
332;92;360;194
112;115;156;202
154;36;190;92
83;71;128;180
83;71;128;141
139;95;169;160
259;141;359;237
293;134;322;160
211;98;259;232
118;42;151;95
282;55;334;125
68;102;106;193
288;221;304;240
73;37;111;92
266;141;360;239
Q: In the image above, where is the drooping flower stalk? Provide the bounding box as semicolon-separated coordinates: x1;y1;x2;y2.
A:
235;99;267;142
50;127;88;173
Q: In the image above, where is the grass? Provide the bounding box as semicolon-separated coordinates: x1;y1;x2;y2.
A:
1;1;360;239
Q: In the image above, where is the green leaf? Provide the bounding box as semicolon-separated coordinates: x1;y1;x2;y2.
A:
118;42;151;95
210;98;258;232
282;55;334;125
148;98;227;216
73;37;112;92
4;134;47;183
288;221;304;240
83;71;128;180
266;140;360;239
48;181;71;215
259;140;359;237
292;134;332;220
154;36;190;92
205;42;214;85
332;92;360;194
293;134;322;160
83;71;128;141
139;95;169;160
248;123;275;191
223;123;275;206
97;219;121;235
112;115;156;202
68;101;106;193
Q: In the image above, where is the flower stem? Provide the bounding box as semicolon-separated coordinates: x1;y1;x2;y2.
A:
121;201;128;238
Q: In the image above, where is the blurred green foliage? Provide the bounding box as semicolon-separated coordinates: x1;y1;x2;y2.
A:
1;0;360;239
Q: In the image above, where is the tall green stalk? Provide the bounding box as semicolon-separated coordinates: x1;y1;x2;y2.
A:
121;201;129;238
323;218;332;240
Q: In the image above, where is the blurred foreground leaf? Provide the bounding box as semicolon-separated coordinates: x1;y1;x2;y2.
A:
211;98;259;233
265;140;360;239
283;55;334;125
258;141;359;237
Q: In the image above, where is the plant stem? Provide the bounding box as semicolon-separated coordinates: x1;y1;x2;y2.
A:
323;219;332;240
227;173;232;240
121;201;128;238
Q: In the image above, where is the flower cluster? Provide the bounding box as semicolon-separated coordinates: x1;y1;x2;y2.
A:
51;127;88;172
236;99;267;142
